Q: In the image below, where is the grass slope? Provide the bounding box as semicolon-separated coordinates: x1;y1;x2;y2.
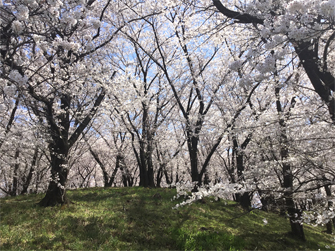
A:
0;187;333;250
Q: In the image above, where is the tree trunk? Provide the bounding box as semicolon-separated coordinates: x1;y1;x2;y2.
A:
324;181;334;234
146;140;155;187
139;140;148;187
10;149;20;196
156;166;163;188
39;141;70;207
187;135;200;189
21;147;39;195
275;87;305;241
106;155;121;187
164;169;172;185
233;138;251;209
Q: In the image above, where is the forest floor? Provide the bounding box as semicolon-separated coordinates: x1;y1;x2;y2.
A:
0;187;333;250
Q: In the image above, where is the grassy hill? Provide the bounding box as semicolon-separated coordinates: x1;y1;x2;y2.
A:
0;187;333;250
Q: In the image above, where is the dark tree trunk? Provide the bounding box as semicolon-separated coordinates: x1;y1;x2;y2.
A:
286;194;305;241
187;135;201;188
10;149;20;196
37;87;106;207
156;165;163;188
138;140;149;187
89;146;110;187
39;142;70;207
232;137;252;209
118;156;132;187
39;95;71;207
21;147;39;195
324;181;334;234
236;192;252;209
146;140;155;187
275;87;305;241
164;169;173;185
137;139;155;187
106;155;121;187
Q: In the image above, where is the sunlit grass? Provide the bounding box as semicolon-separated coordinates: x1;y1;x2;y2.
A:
0;187;333;250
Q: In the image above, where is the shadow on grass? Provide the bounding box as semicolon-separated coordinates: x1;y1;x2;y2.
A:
120;191;192;250
68;188;129;203
19;214;120;250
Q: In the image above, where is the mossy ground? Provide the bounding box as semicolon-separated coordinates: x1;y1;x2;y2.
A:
0;187;333;250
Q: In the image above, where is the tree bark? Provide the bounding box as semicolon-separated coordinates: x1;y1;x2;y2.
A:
39;141;70;207
276;87;305;241
38;88;106;207
324;180;334;234
21;147;39;195
10;149;20;196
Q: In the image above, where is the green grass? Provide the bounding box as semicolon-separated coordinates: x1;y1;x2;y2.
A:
0;187;333;250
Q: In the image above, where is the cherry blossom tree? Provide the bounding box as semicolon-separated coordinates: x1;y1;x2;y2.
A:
211;0;335;123
0;0;133;206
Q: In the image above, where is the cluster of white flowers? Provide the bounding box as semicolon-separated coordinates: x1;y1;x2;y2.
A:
48;7;60;18
320;0;335;18
36;41;50;52
173;181;255;209
302;208;335;226
229;60;243;72
12;20;24;34
85;42;95;51
83;34;92;41
3;85;16;97
300;14;314;25
173;181;196;200
32;34;44;42
59;41;80;52
62;14;78;27
8;70;28;85
288;27;311;41
47;0;63;8
287;0;306;14
91;19;101;29
23;0;38;8
260;28;271;38
16;5;29;21
239;76;253;88
256;56;276;74
0;104;7;113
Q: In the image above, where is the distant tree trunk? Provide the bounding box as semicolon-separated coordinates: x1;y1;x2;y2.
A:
118;156;133;187
164;169;173;185
21;147;39;195
146;137;155;187
324;179;334;234
10;149;20;196
156;165;164;188
106;154;121;187
232;137;252;209
138;140;149;187
136;137;155;187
